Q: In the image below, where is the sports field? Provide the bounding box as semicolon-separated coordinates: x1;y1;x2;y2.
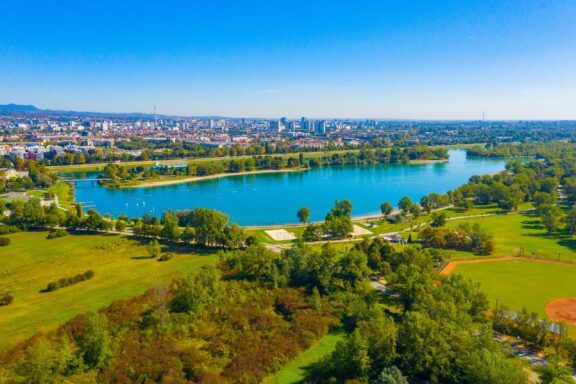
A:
446;211;576;262
0;231;218;349
452;259;576;323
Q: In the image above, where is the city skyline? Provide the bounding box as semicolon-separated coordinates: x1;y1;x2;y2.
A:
1;1;576;120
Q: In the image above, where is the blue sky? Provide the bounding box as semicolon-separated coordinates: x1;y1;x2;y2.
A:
1;0;575;119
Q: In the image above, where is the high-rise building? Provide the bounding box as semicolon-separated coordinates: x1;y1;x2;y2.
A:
315;120;326;134
270;120;285;132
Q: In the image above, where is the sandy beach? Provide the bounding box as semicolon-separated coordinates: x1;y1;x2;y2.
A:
408;158;450;164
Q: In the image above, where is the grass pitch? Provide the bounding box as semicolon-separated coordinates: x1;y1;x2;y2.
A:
452;259;576;322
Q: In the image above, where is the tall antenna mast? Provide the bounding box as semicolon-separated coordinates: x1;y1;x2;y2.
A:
154;105;157;129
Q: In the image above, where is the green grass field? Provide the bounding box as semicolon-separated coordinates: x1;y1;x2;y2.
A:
0;231;218;349
445;211;576;262
452;260;576;322
264;331;345;384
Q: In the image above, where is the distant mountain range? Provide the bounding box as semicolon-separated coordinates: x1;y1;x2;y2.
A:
0;103;173;119
0;104;42;112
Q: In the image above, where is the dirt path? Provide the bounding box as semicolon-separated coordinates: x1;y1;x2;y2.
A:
441;257;576;275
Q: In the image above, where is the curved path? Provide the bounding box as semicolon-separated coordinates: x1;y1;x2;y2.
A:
441;256;576;275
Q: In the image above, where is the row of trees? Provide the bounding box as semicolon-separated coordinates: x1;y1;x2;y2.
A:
133;209;247;249
1;198;248;250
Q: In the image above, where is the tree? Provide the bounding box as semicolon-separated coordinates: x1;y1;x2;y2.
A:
337;250;370;290
540;204;563;234
115;220;126;232
181;226;195;243
303;224;324;241
462;347;528;384
222;223;246;249
430;211;447;227
320;330;371;382
16;337;78;384
375;366;408;384
161;211;181;241
565;206;576;236
325;215;353;238
398;196;413;216
147;239;161;258
170;266;219;315
189;208;229;247
380;202;394;217
328;199;353;218
297;207;311;224
77;312;112;369
357;310;397;375
409;204;421;219
539;357;573;384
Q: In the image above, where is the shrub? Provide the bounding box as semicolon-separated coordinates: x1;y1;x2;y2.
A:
0;293;14;307
0;237;10;246
43;270;95;293
84;270;95;280
45;282;59;292
158;254;174;262
0;225;20;235
47;229;69;239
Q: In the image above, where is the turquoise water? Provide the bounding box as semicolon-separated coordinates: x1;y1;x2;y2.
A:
68;150;509;226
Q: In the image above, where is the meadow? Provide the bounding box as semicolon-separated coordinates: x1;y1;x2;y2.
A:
0;231;218;349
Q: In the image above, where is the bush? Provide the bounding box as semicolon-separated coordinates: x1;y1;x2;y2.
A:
84;270;95;280
158;254;174;262
45;282;59;292
43;270;95;293
0;293;14;307
47;229;69;239
0;237;10;246
0;225;20;235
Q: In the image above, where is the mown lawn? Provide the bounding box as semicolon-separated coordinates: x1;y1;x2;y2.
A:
452;260;576;321
264;331;345;384
445;212;576;262
0;231;218;349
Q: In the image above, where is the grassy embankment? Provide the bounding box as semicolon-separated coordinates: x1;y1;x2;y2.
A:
0;231;218;350
264;331;345;384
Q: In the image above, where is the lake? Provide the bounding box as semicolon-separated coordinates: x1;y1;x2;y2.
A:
67;150;509;226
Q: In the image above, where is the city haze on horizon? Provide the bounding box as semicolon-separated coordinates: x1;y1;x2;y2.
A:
1;1;575;120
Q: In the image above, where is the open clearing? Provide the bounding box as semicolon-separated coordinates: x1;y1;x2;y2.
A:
0;231;218;349
451;259;576;324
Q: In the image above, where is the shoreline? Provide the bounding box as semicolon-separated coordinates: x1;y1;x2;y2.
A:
408;158;449;164
117;168;309;189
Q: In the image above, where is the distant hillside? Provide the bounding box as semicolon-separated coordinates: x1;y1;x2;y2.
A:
0;103;164;119
0;104;41;112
